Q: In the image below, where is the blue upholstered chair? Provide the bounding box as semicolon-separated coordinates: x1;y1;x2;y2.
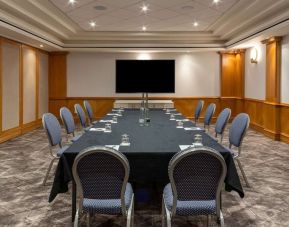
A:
74;104;91;131
228;113;250;187
72;146;134;227
60;107;81;143
162;147;226;227
194;100;204;124
42;113;69;185
204;103;216;131
215;108;231;143
83;100;98;125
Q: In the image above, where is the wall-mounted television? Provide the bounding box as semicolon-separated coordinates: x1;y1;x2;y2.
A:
115;60;175;93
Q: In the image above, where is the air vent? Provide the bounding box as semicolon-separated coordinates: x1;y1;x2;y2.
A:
94;5;107;10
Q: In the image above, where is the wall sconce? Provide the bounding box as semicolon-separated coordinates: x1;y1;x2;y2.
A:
250;48;258;63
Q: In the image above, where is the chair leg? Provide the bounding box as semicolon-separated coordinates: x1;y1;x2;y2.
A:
126;194;134;227
236;158;250;187
163;197;171;227
73;209;79;227
207;215;210;227
42;157;57;185
219;211;225;227
86;213;90;227
162;196;166;227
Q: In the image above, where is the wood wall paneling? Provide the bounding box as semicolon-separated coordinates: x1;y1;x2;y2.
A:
49;52;68;98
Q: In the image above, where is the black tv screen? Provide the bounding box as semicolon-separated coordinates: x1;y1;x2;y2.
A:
115;60;175;93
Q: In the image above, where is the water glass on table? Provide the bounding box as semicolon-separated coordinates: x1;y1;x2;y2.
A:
121;134;130;146
170;114;175;120
104;123;111;133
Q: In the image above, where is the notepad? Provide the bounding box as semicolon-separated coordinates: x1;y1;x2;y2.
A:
184;127;202;130
89;128;105;132
105;145;120;150
176;119;189;122
107;113;121;116
99;120;114;123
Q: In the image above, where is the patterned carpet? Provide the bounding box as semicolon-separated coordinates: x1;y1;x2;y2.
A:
0;125;289;227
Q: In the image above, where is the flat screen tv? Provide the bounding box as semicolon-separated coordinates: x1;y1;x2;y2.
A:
115;60;175;93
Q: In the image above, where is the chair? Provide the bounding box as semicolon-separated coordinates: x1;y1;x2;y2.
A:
60;107;81;143
162;146;227;227
194;100;204;124
83;100;98;125
228;113;250;187
72;146;134;227
74;104;91;131
215;108;231;143
42;113;69;185
203;103;216;131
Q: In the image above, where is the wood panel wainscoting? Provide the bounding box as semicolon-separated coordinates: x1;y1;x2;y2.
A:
244;98;289;144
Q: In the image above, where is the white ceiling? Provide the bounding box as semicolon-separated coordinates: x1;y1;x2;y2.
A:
49;0;239;32
0;0;289;52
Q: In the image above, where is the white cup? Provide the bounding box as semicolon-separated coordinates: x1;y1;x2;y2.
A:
104;123;111;133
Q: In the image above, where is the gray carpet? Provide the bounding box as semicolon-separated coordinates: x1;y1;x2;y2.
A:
1;126;289;227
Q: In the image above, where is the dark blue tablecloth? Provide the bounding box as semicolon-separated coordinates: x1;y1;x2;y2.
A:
49;109;244;202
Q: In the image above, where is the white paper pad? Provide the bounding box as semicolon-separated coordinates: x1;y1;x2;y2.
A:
89;128;105;131
176;119;189;122
174;113;182;115
184;127;202;130
105;145;120;150
99;120;114;123
179;145;193;150
107;113;120;116
112;109;124;112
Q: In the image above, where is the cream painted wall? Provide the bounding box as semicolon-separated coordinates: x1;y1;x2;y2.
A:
67;52;220;97
23;48;36;124
281;35;289;104
38;52;49;117
245;44;266;100
2;43;20;130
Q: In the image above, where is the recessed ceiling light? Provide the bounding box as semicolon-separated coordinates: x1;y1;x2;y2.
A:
94;5;107;10
193;21;199;27
142;26;147;31
213;0;221;4
89;21;96;28
141;4;149;13
68;0;76;5
40;44;44;48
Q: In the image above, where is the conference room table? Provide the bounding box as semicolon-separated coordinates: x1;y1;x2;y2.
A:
49;108;244;222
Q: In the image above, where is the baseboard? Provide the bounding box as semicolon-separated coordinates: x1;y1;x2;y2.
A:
0;127;22;143
280;133;289;144
22;120;42;134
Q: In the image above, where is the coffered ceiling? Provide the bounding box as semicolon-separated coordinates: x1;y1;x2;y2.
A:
0;0;289;52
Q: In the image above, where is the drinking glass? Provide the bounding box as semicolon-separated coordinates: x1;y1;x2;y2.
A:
104;123;111;133
177;120;183;128
121;134;130;145
170;114;175;120
193;134;203;147
112;116;118;123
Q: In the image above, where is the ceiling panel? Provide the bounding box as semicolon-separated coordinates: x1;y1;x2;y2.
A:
49;0;240;32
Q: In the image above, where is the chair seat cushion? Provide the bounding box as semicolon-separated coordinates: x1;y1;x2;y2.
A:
163;183;216;216
57;145;69;157
71;134;81;142
82;183;133;215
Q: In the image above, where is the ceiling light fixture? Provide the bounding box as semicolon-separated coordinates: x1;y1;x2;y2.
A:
142;26;147;31
141;4;149;13
193;21;199;27
39;44;44;48
68;0;77;5
89;21;96;28
213;0;221;4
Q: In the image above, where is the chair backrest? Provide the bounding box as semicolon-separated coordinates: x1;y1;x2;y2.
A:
169;147;226;216
215;108;231;135
74;104;87;128
229;113;250;148
83;100;94;123
194;100;204;122
72;146;130;215
42;113;62;147
204;103;216;126
60;107;76;135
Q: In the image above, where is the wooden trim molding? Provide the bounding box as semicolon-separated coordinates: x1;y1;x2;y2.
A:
0;39;2;133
